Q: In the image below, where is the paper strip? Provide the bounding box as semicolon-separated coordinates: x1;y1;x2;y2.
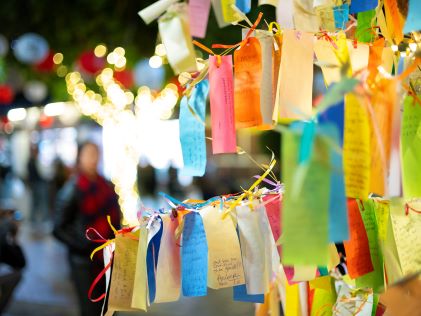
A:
138;0;179;24
401;96;421;198
179;80;209;176
131;227;148;310
108;232;140;311
282;123;330;266
181;212;208;296
200;206;245;289
276;30;314;120
208;55;237;154
234;37;263;128
158;5;197;74
189;0;211;38
343;93;370;199
343;199;374;278
154;214;181;303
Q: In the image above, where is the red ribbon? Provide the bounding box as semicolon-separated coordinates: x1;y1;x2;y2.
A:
85;224;137;302
317;30;338;50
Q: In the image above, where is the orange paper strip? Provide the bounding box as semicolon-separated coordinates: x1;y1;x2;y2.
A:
234;37;263;128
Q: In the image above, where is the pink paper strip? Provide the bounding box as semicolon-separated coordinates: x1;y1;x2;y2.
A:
189;0;211;38
209;55;237;154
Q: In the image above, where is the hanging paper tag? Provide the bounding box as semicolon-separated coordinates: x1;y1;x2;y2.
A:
208;55;237;154
189;0;211;38
146;218;163;304
316;6;336;32
221;0;241;23
403;0;421;33
350;0;377;14
390;198;421;276
343;199;374;278
314;38;342;86
236;0;251;13
181;212;208;296
108;231;141;311
179;80;209;176
368;79;397;197
401;96;421;198
343;93;370;199
293;0;320;32
355;200;384;292
211;0;230;28
356;9;376;43
236;202;267;295
102;243;115;315
384;0;405;44
258;34;275;129
200;206;245;289
131;227;148;310
276;30;313;121
333;4;349;30
138;0;179;24
234;37;263;128
276;0;294;29
318;124;348;243
158;4;197;74
281;123;330;266
154;214;181;303
263;194;282;255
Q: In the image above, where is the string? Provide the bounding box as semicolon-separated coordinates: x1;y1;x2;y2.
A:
405;202;421;215
212;12;263;49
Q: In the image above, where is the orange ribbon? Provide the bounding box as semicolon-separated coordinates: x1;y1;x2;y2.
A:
211;12;263;49
192;40;222;66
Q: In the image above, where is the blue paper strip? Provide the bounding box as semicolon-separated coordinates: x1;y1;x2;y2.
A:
233;285;265;303
318;266;329;276
181;212;208;297
319;124;349;242
349;0;378;14
318;99;345;146
404;0;421;33
298;121;316;164
236;0;251;13
146;218;163;303
179;80;209;177
334;4;349;30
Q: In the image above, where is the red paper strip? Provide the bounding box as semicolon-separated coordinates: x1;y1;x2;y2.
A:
343;199;374;278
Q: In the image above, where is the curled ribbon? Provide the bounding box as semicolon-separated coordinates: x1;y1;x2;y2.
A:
86;216;137;302
222;157;277;219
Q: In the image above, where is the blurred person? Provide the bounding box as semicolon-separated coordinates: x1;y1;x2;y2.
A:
49;157;70;215
53;142;121;316
27;145;49;227
0;204;26;313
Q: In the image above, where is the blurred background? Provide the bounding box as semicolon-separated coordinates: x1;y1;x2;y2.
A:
0;1;293;315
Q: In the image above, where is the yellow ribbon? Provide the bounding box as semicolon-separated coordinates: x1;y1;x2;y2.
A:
89;215;133;261
222;158;277;219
